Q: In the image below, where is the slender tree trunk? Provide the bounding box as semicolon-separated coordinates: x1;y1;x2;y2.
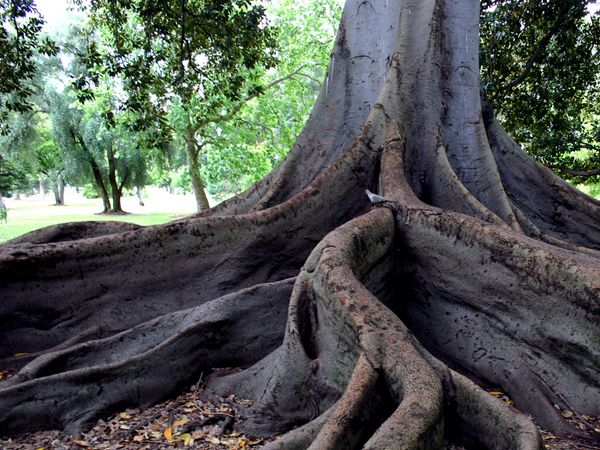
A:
76;135;111;213
114;170;131;214
53;176;65;206
58;176;65;205
106;142;124;213
52;186;60;205
0;192;6;222
185;124;210;212
38;179;45;201
136;186;144;206
90;165;111;213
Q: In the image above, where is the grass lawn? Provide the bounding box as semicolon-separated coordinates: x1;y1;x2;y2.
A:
0;187;201;243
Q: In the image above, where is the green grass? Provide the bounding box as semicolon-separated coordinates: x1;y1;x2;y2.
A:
0;190;199;243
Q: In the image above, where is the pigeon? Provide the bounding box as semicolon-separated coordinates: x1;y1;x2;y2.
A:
365;189;391;204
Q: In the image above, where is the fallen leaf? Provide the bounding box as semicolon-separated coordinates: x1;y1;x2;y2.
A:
132;435;144;442
119;412;131;419
180;433;193;446
13;353;29;357
164;425;174;442
71;440;89;447
173;416;190;428
206;436;221;444
488;391;504;396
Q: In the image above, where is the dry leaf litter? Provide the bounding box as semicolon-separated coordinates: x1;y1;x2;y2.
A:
1;371;599;449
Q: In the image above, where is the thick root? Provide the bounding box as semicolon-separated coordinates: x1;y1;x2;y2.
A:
399;207;600;437
0;279;292;436
4;221;143;245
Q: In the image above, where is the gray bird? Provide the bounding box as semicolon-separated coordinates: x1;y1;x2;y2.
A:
365;189;391;204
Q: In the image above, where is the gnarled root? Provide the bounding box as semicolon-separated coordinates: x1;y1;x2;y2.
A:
0;279;292;436
207;207;543;449
398;206;600;440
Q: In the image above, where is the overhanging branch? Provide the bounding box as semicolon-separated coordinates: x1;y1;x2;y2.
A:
192;65;310;133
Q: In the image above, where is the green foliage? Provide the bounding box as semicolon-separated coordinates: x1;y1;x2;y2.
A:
0;109;60;197
0;155;29;195
82;183;100;199
78;0;277;131
0;0;58;134
199;0;342;198
481;0;600;182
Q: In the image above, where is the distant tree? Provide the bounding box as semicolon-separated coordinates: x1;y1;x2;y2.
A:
36;124;65;205
76;0;278;211
481;0;600;182
0;0;57;134
0;111;46;198
200;0;342;201
49;89;147;213
0;154;29;210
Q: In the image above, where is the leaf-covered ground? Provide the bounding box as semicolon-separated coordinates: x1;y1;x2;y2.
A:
1;369;599;449
0;369;268;450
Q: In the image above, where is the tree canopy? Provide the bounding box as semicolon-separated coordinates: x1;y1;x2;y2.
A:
0;0;57;134
481;0;600;182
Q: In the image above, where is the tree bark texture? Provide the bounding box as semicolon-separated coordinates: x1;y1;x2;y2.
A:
1;1;599;448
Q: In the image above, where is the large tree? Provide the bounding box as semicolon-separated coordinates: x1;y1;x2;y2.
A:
1;1;600;449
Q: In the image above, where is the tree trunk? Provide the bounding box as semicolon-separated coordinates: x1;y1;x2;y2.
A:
0;192;6;222
78;137;111;213
58;176;65;205
52;176;65;206
106;141;125;213
136;186;144;206
1;1;599;449
38;179;45;200
185;124;210;212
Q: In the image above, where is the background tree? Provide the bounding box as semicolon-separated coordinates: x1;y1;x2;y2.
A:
200;0;342;201
0;0;57;134
35;123;65;205
76;0;278;211
48;88;148;214
0;111;55;200
481;0;600;183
